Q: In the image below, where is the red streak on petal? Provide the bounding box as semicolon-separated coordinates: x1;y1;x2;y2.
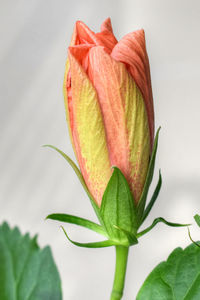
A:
111;30;154;148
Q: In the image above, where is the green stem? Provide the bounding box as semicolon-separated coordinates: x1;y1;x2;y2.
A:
110;246;129;300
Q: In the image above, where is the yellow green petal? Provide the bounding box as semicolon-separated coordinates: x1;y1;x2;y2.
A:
124;76;150;203
68;50;112;206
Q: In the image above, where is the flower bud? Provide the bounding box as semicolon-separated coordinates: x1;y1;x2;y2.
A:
63;18;154;207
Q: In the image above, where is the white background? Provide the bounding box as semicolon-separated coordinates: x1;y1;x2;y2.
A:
1;0;200;299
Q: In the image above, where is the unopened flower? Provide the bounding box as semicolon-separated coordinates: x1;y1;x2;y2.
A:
63;18;154;206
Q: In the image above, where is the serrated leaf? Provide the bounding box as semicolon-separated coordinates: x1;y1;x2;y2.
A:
0;222;62;300
136;243;200;300
100;167;137;245
194;214;200;227
46;213;107;236
43;145;103;224
141;170;162;224
137;127;160;225
137;217;189;238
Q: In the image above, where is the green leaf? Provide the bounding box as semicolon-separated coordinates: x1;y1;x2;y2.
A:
100;167;137;246
136;243;200;300
137;127;161;225
43;145;103;224
141;170;162;224
194;214;200;227
137;217;189;238
46;213;107;237
0;222;62;300
61;226;117;248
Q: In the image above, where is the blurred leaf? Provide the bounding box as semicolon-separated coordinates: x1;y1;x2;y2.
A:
0;222;62;300
194;214;200;227
136;243;200;300
100;167;137;246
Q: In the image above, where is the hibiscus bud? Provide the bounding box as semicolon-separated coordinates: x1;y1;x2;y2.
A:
63;18;154;207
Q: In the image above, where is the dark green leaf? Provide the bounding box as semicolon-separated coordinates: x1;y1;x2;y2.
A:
137;217;189;238
0;222;62;300
46;213;107;236
43;145;103;224
137;127;161;225
194;214;200;227
61;226;116;248
141;170;162;224
100;167;137;246
136;243;200;300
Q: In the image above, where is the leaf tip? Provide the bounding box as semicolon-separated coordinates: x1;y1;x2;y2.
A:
194;214;200;227
111;165;118;171
45;215;50;221
42;144;53;149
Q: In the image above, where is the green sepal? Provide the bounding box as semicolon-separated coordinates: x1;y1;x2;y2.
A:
46;213;107;237
100;167;137;246
137;127;161;225
43;145;103;224
141;170;162;225
113;225;138;246
187;227;200;248
194;214;200;227
137;217;190;238
188;215;200;248
61;226;117;248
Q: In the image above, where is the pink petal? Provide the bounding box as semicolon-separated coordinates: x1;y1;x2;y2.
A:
100;17;114;33
88;46;150;202
68;44;93;73
111;29;154;148
70;19;117;53
70;21;99;46
95;18;118;53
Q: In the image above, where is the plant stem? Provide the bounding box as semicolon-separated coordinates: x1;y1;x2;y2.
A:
110;246;129;300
